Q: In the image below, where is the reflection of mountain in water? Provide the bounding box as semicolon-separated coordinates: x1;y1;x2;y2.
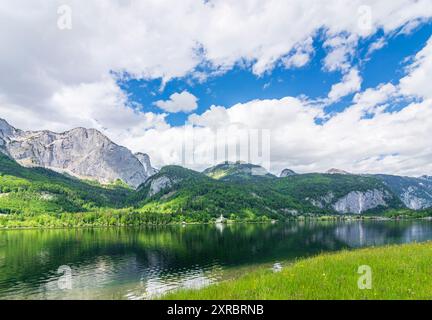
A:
1;220;432;299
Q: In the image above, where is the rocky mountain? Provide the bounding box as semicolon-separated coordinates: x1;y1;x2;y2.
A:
2;115;431;216
127;161;432;214
280;168;297;177
0;118;156;188
0;152;132;215
331;189;393;214
374;174;432;210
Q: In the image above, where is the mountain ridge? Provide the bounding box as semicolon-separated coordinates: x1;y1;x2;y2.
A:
0;118;156;188
1;117;432;216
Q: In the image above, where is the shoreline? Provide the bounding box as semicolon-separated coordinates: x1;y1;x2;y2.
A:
0;214;430;231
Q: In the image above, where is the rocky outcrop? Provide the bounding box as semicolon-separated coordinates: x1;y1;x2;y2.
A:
0;118;157;188
0;119;21;154
280;168;297;177
400;186;432;210
332;189;390;214
147;176;175;197
135;152;158;177
374;174;432;210
309;192;335;209
326;168;350;175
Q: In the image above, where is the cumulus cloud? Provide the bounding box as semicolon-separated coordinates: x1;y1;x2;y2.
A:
322;34;358;72
352;83;398;111
281;37;314;68
155;91;198;113
328;68;362;102
399;36;432;99
1;0;432;174
2;1;432;106
125;91;432;176
126;36;432;176
0;78;169;145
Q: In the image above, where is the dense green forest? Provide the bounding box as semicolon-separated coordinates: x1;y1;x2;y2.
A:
131;165;405;219
0;153;429;228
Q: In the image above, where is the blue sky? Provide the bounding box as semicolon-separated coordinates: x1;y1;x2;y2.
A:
119;22;432;127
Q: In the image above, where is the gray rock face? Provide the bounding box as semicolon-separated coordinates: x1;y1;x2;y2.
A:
400;186;432;210
0;118;156;188
135;152;158;177
309;192;335;208
0;119;21;154
0;119;19;138
147;176;175;197
280;168;297;177
332;189;389;214
375;174;432;210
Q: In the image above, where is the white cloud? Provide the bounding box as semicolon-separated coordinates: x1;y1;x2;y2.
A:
366;37;387;56
352;83;398;111
188;105;229;128
397;18;426;35
328;68;362;102
281;37;314;68
0;78;169;145
1;1;432;174
399;36;432;99
1;1;431;109
155;91;198;113
127;92;432;177
323;34;358;72
129;37;432;176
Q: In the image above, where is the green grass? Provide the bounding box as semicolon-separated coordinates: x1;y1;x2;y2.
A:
163;242;432;300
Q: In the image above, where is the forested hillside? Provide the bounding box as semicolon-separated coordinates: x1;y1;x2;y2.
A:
0;155;426;228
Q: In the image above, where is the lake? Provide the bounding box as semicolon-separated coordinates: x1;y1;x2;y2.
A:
1;220;432;300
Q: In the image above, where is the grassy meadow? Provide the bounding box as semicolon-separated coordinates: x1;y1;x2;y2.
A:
164;242;432;300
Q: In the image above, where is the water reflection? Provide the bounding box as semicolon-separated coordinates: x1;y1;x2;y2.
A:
0;220;431;299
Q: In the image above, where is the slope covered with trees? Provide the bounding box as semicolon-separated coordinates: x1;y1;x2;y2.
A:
0;153;132;215
0;156;421;228
133;164;403;220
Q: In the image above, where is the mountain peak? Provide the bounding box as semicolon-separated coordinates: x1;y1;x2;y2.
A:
326;168;350;175
0;117;157;188
280;168;297;177
135;152;158;176
0;118;17;138
203;162;275;180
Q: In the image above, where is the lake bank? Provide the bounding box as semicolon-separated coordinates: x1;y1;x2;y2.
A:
1;207;431;230
163;241;432;300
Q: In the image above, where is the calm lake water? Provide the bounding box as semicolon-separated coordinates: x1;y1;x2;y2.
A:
1;220;432;300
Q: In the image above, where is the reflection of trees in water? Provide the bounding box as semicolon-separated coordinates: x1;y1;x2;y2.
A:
1;220;432;297
333;221;432;247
